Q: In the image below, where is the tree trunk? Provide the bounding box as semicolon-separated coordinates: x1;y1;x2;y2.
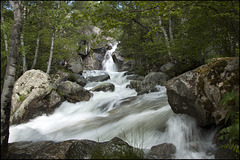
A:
1;1;22;158
31;33;40;69
158;15;171;56
20;34;27;73
169;15;174;42
46;30;56;74
1;13;8;52
31;1;42;69
21;3;27;73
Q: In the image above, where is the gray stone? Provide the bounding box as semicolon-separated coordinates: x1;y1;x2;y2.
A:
8;137;144;159
146;143;176;159
74;73;88;86
87;73;110;82
90;83;115;92
57;80;92;103
165;57;239;126
68;56;84;74
128;72;169;95
11;69;53;125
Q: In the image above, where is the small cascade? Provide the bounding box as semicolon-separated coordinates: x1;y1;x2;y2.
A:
102;42;118;72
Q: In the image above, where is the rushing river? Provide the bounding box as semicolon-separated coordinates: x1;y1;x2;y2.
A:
9;42;218;159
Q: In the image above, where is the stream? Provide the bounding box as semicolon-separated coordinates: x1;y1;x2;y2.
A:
9;42;218;159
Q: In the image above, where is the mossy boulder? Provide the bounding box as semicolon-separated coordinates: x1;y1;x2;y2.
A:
166;57;239;126
11;69;58;125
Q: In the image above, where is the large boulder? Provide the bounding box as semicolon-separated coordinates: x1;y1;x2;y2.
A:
11;69;58;125
90;83;115;92
68;56;84;74
146;143;176;159
165;57;239;126
128;72;169;95
57;80;92;103
51;71;88;88
8;137;144;159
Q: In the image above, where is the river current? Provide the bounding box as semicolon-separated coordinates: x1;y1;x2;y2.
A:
9;42;218;159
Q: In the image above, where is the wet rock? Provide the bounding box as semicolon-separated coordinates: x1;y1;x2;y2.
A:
165;57;239;126
87;73;110;82
73;73;88;87
57;80;92;103
90;83;115;92
128;72;169;95
146;143;176;159
8;137;144;159
11;69;54;125
112;51;125;71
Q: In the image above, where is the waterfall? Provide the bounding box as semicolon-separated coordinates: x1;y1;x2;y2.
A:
102;42;118;72
9;42;217;159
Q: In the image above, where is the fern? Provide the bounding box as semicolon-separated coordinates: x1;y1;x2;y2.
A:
218;91;239;154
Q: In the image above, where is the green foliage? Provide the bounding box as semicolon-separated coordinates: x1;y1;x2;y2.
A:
219;90;239;154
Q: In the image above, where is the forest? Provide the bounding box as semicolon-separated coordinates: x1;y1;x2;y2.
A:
1;1;239;159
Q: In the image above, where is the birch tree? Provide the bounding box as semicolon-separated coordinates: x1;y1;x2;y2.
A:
1;1;22;158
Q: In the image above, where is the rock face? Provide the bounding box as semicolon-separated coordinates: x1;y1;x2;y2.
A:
8;137;144;159
58;81;92;103
11;70;56;125
146;143;176;159
128;72;169;95
90;83;115;92
165;57;239;126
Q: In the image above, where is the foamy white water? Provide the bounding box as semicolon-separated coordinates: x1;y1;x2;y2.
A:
9;42;217;159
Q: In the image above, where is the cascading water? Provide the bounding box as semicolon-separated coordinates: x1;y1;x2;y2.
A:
9;42;218;159
102;42;118;72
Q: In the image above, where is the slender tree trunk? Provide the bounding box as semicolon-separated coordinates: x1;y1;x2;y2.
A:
1;13;8;52
169;15;174;42
31;1;42;69
46;30;56;74
31;33;40;69
158;15;171;56
1;1;22;158
20;34;27;73
21;4;27;73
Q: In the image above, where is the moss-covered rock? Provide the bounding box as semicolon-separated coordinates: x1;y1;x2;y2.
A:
166;57;239;126
11;70;55;125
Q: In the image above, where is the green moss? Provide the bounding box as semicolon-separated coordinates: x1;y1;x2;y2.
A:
68;72;76;82
18;93;26;102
